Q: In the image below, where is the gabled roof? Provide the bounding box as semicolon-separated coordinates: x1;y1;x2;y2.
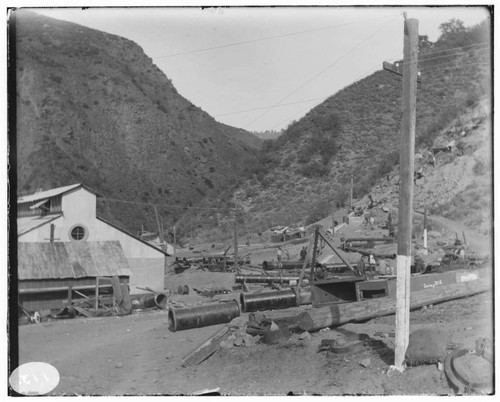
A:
96;216;171;256
17;183;97;204
18;241;132;280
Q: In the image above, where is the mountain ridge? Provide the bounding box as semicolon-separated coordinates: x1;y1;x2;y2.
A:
14;10;261;235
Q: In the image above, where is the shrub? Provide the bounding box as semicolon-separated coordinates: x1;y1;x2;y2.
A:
297;160;330;178
305;199;330;225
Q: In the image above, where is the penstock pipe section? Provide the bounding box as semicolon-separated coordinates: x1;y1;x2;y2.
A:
168;300;240;332
235;274;300;284
240;288;311;313
262;261;305;271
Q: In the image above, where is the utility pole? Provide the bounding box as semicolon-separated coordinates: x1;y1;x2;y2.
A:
393;17;419;371
173;224;177;255
154;205;164;244
331;204;335;238
233;209;239;269
423;208;428;251
350;175;354;208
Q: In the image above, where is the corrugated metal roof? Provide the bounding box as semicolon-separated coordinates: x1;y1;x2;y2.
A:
18;214;62;237
18;183;84;203
18;241;132;280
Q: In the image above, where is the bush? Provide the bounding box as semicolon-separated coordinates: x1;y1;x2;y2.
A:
297;160;330;178
305;199;330;225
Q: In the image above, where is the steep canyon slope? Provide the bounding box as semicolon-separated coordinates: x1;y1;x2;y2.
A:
232;19;491;235
14;10;260;234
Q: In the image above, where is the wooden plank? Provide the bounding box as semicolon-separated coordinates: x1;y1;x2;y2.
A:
182;326;231;367
73;305;93;318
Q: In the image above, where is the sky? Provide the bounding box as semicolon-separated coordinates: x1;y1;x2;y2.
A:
15;5;492;132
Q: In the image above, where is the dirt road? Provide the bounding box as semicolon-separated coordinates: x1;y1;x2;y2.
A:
17;287;493;396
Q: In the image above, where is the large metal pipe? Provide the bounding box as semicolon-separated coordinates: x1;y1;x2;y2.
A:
168;300;240;332
345;238;394;243
240;288;311;313
262;261;305;271
235;274;300;284
133;292;168;309
343;246;396;259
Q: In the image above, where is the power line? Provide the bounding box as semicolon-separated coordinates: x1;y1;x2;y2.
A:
104;197;237;211
419;54;490;73
215;96;328;117
269;60;383;130
422;61;490;75
395;41;489;64
396;45;490;68
243;14;399;130
152;14;400;59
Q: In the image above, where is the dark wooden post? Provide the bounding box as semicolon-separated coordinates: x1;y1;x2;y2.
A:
233;209;238;269
395;17;419;371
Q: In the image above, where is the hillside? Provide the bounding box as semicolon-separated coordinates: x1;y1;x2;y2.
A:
231;19;491;236
13;10;261;235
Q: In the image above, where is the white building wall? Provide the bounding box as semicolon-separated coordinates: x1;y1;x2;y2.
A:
18;186;167;295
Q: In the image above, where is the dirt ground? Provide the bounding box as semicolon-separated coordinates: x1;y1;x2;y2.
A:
16;284;493;396
15;216;494;396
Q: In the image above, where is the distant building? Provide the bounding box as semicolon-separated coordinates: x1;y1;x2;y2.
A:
17;183;172;299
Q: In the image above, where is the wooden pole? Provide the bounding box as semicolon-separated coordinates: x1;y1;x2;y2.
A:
173;225;177;255
331;206;335;237
154;205;162;241
233;209;238;269
423;208;428;250
350;175;354;208
395;17;419;371
95;277;100;311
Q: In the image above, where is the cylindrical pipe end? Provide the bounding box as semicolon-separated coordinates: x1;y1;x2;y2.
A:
154;293;168;309
168;308;177;332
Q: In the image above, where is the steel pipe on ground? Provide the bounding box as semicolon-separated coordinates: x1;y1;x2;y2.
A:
168;300;240;332
297;278;490;332
134;292;169;309
262;261;305;271
235;274;300;284
343;246;396;259
240;288;311;313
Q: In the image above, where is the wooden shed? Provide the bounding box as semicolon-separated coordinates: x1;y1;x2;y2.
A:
18;241;132;312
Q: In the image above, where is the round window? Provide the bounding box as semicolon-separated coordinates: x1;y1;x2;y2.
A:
69;225;88;241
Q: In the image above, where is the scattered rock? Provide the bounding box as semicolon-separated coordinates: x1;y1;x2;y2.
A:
299;331;312;341
360;358;371;368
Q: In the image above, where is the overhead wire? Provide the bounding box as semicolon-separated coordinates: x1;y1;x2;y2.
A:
214;96;330;117
152;13;400;59
269;60;384;130
104;197;238;211
419;56;490;74
243;14;400;130
421;61;490;75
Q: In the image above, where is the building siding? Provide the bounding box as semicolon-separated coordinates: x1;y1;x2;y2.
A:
127;258;165;294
